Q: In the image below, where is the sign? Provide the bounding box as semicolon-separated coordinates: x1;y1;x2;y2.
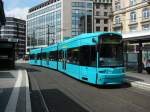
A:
102;37;121;44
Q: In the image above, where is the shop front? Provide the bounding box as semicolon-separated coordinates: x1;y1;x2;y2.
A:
123;31;150;73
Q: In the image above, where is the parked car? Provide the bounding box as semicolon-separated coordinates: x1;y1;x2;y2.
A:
145;59;150;74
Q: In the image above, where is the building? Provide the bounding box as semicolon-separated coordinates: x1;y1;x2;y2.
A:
0;0;6;26
27;0;94;53
0;17;26;58
93;0;112;32
112;0;150;72
0;39;17;68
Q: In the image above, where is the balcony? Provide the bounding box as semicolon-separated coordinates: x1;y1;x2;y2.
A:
113;23;122;28
141;17;150;23
128;21;138;26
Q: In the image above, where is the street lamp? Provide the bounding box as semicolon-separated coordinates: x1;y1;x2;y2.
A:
47;25;55;46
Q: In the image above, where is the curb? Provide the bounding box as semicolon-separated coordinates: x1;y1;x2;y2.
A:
125;79;150;91
24;70;32;112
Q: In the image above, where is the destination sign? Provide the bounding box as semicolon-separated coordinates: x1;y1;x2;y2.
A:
101;37;121;44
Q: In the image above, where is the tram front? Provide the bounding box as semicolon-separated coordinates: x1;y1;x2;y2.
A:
97;33;125;85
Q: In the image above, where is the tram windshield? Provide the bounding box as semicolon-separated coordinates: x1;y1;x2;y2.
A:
99;35;123;67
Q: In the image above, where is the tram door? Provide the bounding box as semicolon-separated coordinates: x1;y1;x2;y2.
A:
62;49;67;71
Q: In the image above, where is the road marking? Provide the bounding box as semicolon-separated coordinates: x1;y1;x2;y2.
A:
25;70;32;112
5;70;23;112
125;79;150;91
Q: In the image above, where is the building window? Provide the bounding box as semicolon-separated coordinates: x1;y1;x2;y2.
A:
96;19;100;24
115;16;120;24
142;8;150;19
96;27;100;31
104;19;108;24
104;12;108;16
96;4;100;9
87;3;93;8
115;1;120;11
130;0;136;6
114;27;121;32
130;11;136;22
104;5;107;9
130;25;137;32
96;11;100;16
142;24;150;31
104;27;108;31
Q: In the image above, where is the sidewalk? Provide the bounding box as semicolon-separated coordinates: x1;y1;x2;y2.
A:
125;71;150;91
0;69;31;112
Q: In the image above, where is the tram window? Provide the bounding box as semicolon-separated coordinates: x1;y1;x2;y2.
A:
58;50;63;61
37;53;41;60
49;51;58;61
90;46;97;67
80;46;96;67
49;52;53;61
67;48;80;65
53;51;58;61
42;53;47;60
30;54;35;60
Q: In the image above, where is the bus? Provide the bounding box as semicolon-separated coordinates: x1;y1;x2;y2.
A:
29;32;125;85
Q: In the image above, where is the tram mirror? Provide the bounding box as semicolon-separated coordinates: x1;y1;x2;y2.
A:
92;38;98;43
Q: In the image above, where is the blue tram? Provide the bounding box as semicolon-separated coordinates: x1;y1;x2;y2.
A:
29;32;125;85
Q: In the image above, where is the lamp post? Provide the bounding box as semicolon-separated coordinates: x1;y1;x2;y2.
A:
47;24;50;46
32;29;35;49
30;25;55;47
47;25;55;45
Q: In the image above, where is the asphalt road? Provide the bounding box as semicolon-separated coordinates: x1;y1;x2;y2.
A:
18;64;150;112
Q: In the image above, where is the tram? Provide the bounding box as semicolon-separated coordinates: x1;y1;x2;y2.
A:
29;32;125;85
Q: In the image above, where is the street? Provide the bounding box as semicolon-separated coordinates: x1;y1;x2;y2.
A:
19;64;150;112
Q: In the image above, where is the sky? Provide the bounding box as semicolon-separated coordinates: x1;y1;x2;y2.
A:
3;0;47;20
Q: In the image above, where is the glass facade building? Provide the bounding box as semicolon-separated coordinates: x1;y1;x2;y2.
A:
26;0;93;53
71;2;93;36
27;0;61;49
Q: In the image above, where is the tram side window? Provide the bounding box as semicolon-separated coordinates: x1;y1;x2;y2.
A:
46;53;49;60
80;46;96;67
67;48;80;65
58;50;63;61
30;54;35;60
37;53;41;60
53;51;58;61
49;51;58;61
42;53;47;60
90;46;97;67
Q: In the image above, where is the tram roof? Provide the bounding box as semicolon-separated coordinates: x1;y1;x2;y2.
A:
59;32;121;45
30;32;122;53
30;48;41;54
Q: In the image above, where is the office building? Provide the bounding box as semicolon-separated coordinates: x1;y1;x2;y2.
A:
0;17;26;58
26;0;93;52
27;0;113;53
